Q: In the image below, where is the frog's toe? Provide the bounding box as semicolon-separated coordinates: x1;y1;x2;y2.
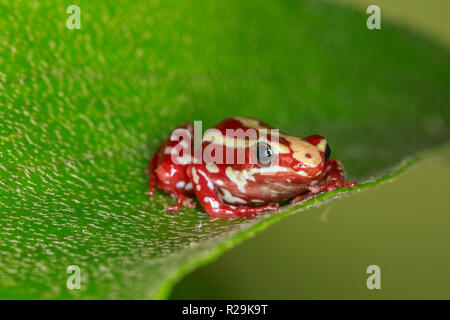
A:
346;181;357;187
165;193;197;212
183;197;196;209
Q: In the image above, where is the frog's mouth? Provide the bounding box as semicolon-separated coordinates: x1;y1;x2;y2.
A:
250;165;323;184
238;179;310;203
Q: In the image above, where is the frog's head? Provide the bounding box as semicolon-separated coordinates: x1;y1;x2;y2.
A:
251;133;330;183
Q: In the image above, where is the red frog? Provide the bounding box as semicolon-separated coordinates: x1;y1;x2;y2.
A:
147;117;356;218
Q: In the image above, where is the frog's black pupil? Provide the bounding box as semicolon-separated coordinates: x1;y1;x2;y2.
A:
324;144;331;162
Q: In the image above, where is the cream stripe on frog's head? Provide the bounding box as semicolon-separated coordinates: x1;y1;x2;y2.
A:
280;135;325;168
202;128;290;155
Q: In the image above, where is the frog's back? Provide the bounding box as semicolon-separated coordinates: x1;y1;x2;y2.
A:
212;117;274;132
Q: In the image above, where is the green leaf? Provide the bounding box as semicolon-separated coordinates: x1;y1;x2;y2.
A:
0;0;448;299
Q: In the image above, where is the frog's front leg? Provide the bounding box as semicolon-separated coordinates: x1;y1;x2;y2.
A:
147;122;197;212
165;191;196;212
290;159;357;204
188;165;278;218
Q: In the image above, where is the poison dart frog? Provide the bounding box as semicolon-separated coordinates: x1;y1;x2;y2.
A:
147;117;356;218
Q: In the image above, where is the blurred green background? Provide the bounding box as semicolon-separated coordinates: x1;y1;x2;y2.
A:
171;0;450;299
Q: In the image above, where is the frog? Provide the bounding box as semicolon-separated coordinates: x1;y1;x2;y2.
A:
147;117;356;218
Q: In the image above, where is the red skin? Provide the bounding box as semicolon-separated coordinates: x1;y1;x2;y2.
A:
147;118;356;218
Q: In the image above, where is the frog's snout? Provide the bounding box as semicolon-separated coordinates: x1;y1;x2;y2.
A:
324;143;331;162
304;134;330;162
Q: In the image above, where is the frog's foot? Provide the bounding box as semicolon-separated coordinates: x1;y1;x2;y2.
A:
230;203;279;218
323;159;357;186
166;192;196;212
290;180;356;205
290;159;356;205
203;202;279;218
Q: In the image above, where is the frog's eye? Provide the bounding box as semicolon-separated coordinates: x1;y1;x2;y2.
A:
324;144;331;162
256;142;273;166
